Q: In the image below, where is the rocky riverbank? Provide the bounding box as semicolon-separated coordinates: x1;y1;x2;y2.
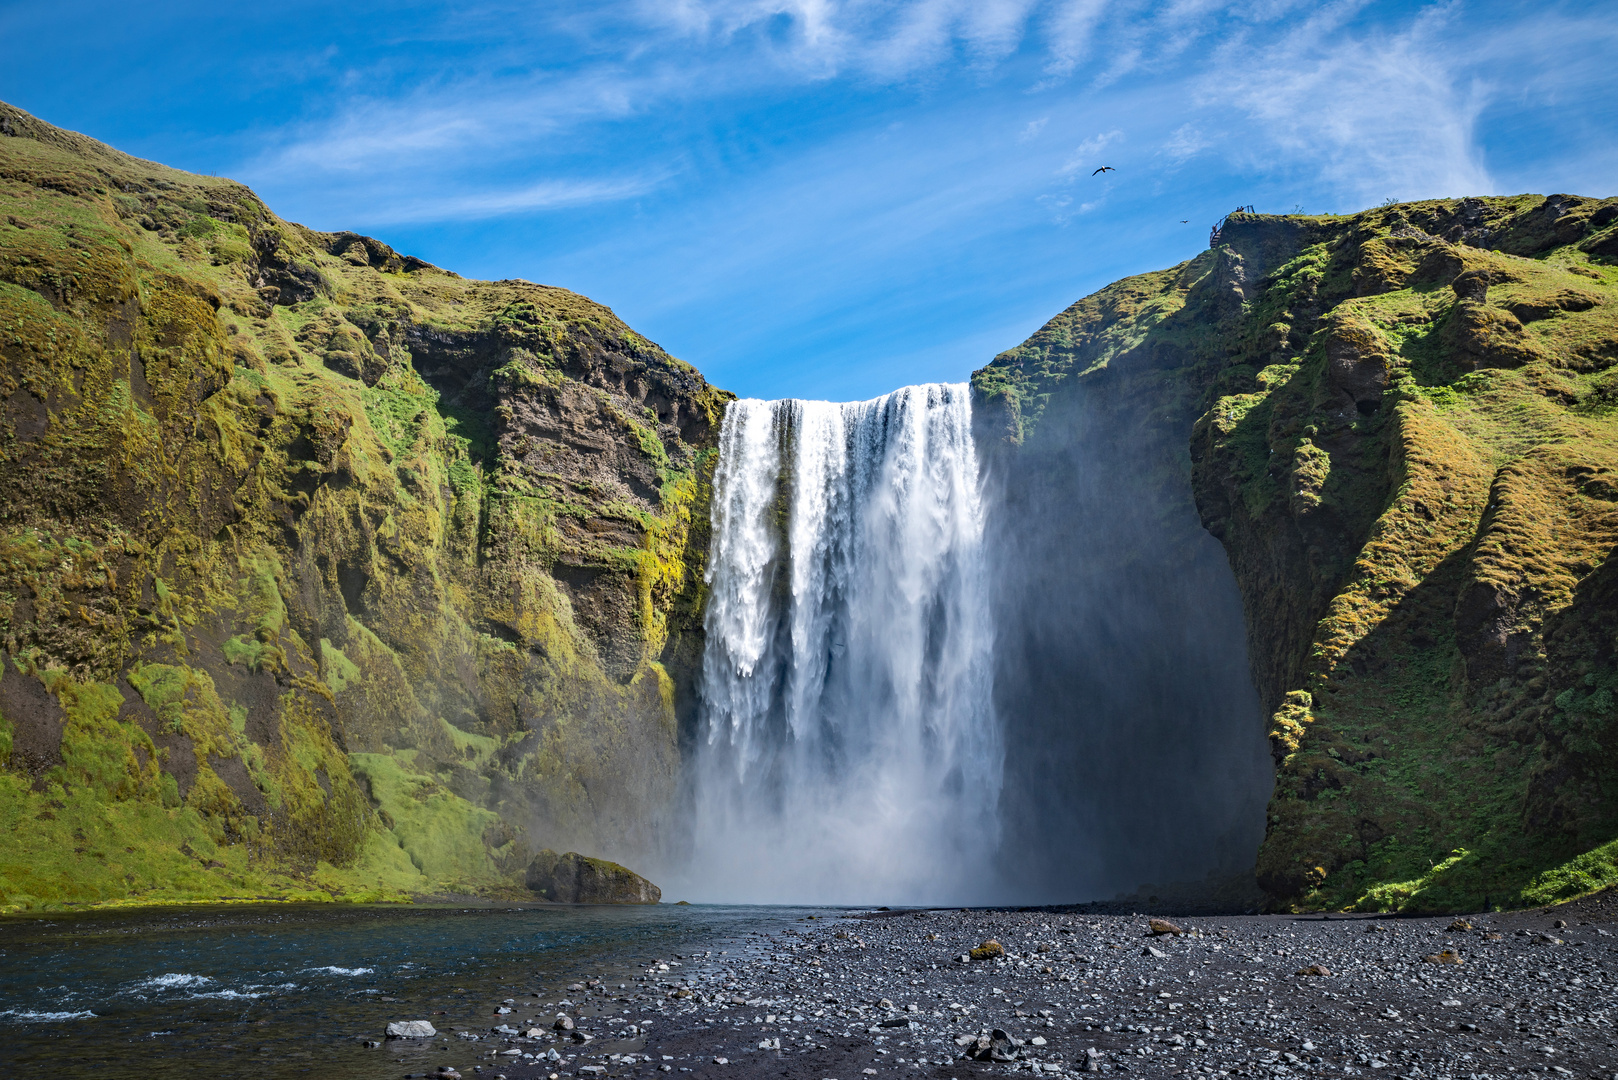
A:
380;893;1618;1080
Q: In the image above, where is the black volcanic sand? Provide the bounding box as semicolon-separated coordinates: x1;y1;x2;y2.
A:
396;892;1618;1080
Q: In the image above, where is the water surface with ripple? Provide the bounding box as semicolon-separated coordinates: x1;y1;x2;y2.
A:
1;902;832;1077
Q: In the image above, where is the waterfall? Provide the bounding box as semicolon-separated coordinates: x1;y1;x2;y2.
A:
680;383;1000;904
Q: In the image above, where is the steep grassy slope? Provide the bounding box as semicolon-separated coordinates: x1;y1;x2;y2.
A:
975;194;1618;911
0;103;728;911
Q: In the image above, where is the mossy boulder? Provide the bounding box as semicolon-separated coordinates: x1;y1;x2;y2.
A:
525;848;660;903
968;939;1004;961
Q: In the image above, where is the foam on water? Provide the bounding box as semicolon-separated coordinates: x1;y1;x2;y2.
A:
0;1009;98;1022
132;973;214;992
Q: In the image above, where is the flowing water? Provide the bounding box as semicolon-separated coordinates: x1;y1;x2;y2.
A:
0;902;833;1078
677;384;1000;905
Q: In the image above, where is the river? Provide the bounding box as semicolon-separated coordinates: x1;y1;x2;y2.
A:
0;902;838;1077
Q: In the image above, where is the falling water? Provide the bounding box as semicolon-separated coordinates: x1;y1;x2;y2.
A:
679;383;1000;905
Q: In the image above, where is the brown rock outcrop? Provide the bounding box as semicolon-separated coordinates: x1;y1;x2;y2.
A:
525;849;661;903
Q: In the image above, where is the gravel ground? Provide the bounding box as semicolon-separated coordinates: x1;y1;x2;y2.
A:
385;890;1618;1080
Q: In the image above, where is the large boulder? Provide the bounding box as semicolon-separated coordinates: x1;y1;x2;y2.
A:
525;849;661;904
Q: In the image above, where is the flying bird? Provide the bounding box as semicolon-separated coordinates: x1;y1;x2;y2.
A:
1092;166;1115;175
1180;220;1189;223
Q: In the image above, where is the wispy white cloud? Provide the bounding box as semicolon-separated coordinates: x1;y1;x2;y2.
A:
636;0;1046;77
379;174;666;223
1040;0;1112;79
1159;122;1207;163
1058;130;1122;176
231;0;1610;256
1206;1;1495;204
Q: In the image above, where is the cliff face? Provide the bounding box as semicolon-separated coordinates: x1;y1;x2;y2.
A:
973;256;1274;905
9;99;1618;918
976;194;1618;911
0;103;728;911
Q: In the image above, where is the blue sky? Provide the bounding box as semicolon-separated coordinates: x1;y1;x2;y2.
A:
5;1;1615;400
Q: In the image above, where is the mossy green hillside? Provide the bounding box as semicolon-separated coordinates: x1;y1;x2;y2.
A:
976;194;1618;912
0;102;729;911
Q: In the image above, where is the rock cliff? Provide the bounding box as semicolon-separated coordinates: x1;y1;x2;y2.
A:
976;194;1618;911
9;98;1618;916
0;102;728;910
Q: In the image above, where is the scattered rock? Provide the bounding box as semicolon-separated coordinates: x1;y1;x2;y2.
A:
490;899;1618;1079
959;1028;1023;1062
1147;918;1185;936
553;1014;575;1031
385;1020;437;1039
1142;945;1167;958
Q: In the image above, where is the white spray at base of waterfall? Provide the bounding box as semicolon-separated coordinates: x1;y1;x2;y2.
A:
674;383;1001;905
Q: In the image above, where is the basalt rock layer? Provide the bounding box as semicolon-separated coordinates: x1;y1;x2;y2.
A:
975;194;1618;911
0;103;727;910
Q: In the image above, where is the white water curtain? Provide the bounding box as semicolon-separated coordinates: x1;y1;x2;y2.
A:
679;384;1001;905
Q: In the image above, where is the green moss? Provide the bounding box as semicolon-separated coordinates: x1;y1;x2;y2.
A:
348;751;504;886
1522;838;1618;905
318;638;361;694
0;100;727;910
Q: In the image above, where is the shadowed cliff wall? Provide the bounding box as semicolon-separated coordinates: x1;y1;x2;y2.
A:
978;193;1618;911
975;254;1273;905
